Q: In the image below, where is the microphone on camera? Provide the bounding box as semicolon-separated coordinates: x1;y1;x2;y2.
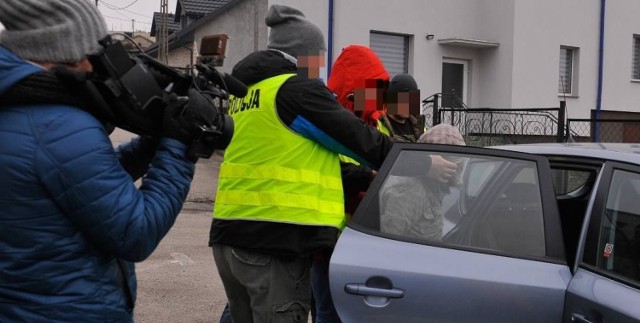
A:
195;63;248;98
221;73;248;98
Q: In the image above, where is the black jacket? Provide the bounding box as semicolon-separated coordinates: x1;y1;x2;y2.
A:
209;50;393;256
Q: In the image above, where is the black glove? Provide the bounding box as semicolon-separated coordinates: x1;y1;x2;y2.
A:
183;88;219;130
162;89;218;144
162;92;191;143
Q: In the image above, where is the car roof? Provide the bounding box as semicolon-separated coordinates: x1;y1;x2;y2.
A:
490;142;640;165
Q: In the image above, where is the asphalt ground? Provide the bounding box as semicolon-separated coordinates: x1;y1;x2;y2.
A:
111;129;229;322
133;202;228;322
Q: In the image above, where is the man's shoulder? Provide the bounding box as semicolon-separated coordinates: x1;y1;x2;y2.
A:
281;75;329;93
25;103;103;131
233;50;296;85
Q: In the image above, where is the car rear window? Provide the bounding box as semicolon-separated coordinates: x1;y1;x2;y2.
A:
357;150;547;259
550;168;593;196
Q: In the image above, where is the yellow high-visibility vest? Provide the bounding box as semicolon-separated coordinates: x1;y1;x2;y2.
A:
214;73;346;229
377;118;391;137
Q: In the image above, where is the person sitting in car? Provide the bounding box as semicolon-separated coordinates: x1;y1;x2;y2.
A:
381;124;466;241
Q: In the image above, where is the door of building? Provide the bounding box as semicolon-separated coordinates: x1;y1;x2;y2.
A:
442;59;468;108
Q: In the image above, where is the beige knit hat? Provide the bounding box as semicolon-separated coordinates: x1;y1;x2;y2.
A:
419;124;466;146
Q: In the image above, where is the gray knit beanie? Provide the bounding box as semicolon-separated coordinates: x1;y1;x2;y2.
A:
265;4;326;58
0;0;108;63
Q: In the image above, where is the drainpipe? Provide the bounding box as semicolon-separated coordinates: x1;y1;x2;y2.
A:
327;0;335;76
595;0;606;141
254;0;259;51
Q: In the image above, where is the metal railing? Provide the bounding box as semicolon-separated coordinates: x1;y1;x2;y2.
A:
422;93;566;147
566;119;640;143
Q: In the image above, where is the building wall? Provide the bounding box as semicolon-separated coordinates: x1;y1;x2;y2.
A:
193;0;268;74
601;0;640;114
266;0;640;118
168;47;193;71
511;0;640;118
472;0;515;109
270;0;517;108
510;0;600;118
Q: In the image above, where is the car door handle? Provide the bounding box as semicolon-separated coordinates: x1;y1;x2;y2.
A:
344;283;404;298
571;313;594;323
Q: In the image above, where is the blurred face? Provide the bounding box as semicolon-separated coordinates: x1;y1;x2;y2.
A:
386;90;421;119
72;59;94;72
350;78;387;114
40;58;93;72
297;50;326;79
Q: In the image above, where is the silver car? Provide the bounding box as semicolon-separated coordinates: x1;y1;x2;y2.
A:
330;142;640;322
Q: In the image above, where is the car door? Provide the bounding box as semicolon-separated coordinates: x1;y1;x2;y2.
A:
330;143;569;322
565;162;640;323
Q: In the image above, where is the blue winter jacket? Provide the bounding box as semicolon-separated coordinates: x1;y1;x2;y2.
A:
0;45;195;322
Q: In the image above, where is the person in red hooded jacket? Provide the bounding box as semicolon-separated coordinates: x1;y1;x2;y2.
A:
328;46;423;142
327;45;391;216
328;45;389;127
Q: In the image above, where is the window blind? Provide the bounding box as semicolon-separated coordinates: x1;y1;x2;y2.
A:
370;32;408;77
559;47;573;94
633;37;640;79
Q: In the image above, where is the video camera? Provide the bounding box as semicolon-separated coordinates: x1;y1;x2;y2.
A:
85;34;246;159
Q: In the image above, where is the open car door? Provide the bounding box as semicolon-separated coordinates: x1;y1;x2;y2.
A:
564;161;640;323
330;143;569;322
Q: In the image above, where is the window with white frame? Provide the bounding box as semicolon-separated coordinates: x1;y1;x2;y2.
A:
632;35;640;80
559;46;579;95
370;32;409;76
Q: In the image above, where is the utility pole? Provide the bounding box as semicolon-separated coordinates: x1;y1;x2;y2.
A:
95;0;98;7
159;0;169;64
131;19;135;33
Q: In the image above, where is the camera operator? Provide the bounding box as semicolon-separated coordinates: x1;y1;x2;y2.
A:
0;0;215;321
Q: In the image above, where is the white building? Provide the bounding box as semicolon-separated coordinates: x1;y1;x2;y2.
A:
275;0;640;120
152;0;640;120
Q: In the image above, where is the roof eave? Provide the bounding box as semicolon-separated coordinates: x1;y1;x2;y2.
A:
145;0;246;56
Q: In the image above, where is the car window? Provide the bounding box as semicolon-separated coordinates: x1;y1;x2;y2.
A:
589;170;640;282
465;160;501;198
550;168;593;196
372;150;546;259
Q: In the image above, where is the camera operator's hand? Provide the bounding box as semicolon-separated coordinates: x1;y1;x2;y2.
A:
162;92;193;144
162;89;219;144
183;88;220;128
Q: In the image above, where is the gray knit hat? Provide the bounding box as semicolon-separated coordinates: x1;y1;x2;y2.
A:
265;4;326;58
0;0;108;63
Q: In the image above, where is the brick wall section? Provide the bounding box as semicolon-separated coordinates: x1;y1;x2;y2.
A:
168;46;195;71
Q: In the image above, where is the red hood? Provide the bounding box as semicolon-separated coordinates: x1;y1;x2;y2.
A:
327;45;389;126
